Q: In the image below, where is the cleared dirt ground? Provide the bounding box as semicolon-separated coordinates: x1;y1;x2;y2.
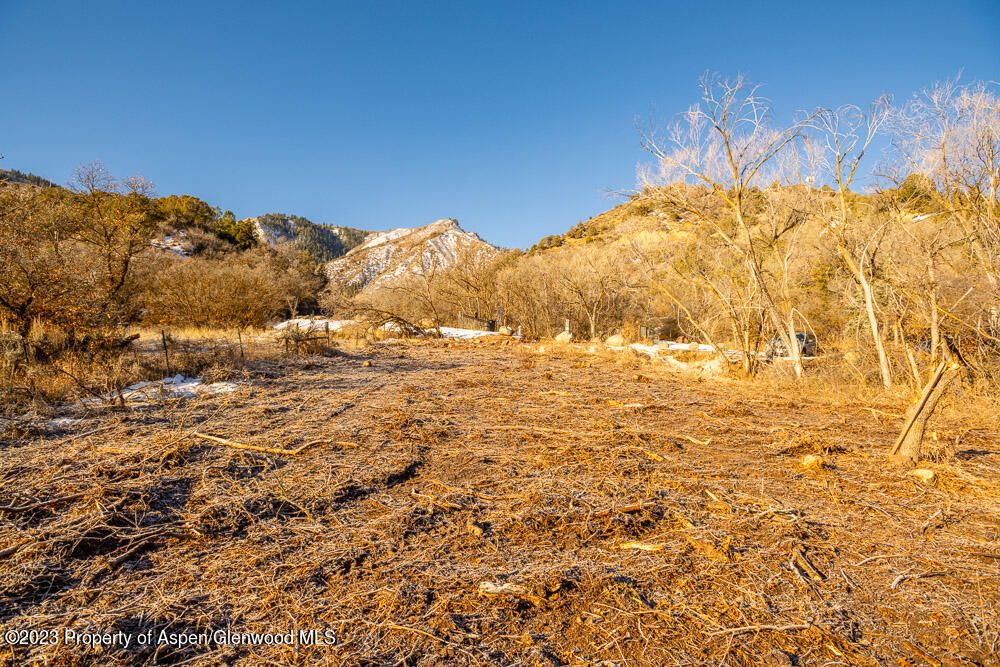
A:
1;339;999;666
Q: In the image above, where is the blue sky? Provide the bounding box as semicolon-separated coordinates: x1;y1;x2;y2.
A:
1;1;998;248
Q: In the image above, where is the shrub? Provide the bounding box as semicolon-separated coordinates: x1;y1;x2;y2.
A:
142;249;324;328
144;256;282;327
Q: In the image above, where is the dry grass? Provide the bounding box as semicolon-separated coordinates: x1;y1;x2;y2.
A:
1;327;286;416
1;338;998;665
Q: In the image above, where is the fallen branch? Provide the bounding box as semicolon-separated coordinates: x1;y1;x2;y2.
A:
628;445;664;461
481;425;601;437
696;411;725;425
791;547;826;582
427;479;525;500
852;553;909;567
411;489;461;510
0;491;89;514
619;542;666;551
192;432;334;456
107;532;172;570
49;424;118;446
890;570;947;590
478;581;544;606
387;624;451;645
864;407;902;419
901;639;943;667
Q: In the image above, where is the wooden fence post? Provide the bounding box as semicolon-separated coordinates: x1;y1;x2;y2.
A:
161;330;171;375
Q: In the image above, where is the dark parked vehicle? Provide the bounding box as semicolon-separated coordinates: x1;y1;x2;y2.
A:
766;332;817;358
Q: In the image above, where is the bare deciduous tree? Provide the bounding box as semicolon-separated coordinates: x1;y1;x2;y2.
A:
639;73;815;376
813;98;894;388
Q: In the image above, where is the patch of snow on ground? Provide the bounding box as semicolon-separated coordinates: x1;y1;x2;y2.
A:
628;343;664;357
662;341;716;352
272;319;355;332
378;324;500;339
47;417;81;428
272;320;505;340
437;327;500;340
83;375;238;406
614;342;728;375
377;324;499;340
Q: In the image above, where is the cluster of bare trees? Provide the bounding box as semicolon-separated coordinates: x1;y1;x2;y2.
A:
499;243;651;338
630;74;998;387
358;242;651;339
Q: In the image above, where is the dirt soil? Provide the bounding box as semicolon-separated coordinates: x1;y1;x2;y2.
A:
1;339;998;666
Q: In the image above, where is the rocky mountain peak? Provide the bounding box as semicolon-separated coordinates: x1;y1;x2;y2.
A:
325;218;498;294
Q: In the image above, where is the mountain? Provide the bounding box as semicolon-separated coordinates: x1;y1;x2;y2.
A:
325;218;499;293
250;213;368;263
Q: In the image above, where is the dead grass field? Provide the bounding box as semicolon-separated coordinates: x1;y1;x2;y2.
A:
1;339;998;666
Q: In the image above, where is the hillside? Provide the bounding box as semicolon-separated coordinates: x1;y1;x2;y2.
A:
325;218;499;293
250;213;368;263
0;168;56;188
528;196;683;254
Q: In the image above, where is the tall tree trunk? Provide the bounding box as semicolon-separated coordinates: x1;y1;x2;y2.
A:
786;312;804;377
742;329;753;377
860;273;892;389
842;244;892;390
928;260;939;366
834;192;891;389
904;343;922;388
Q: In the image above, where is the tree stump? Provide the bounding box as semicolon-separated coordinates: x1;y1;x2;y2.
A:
888;353;962;464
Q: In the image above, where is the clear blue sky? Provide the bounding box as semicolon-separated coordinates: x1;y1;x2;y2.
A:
2;1;998;248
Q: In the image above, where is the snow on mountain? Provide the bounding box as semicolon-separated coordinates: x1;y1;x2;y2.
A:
325;218;499;294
